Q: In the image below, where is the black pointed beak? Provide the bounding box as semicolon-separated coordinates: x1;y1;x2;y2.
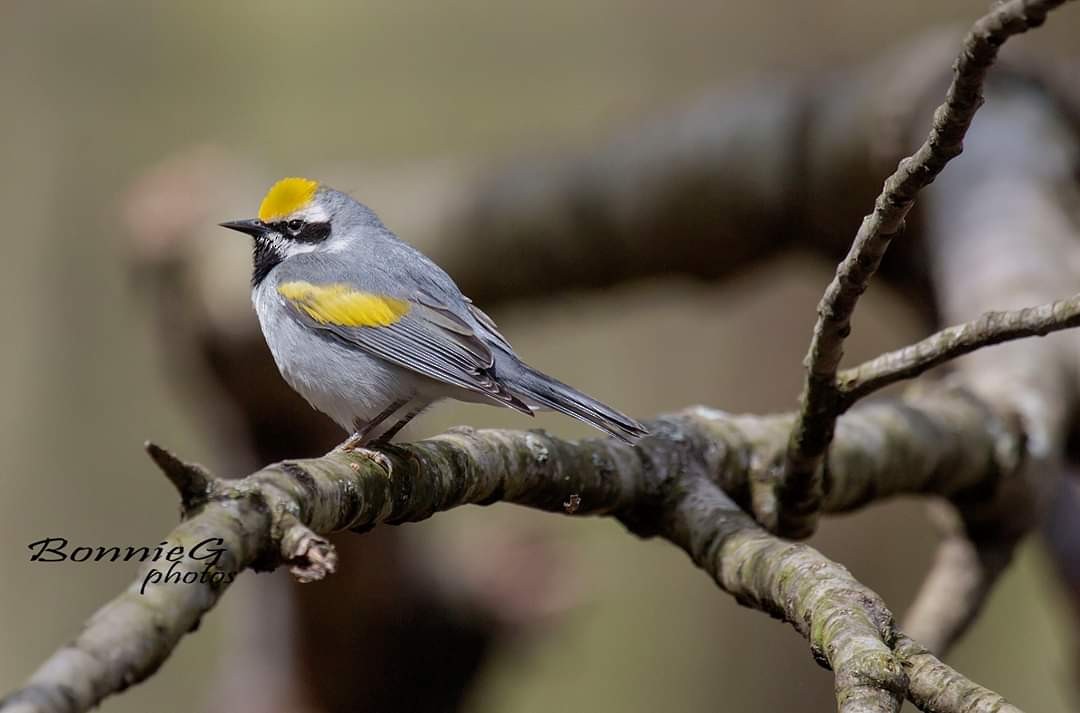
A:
218;219;268;238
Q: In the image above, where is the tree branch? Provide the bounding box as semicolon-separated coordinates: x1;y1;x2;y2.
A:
895;635;1021;713
145;441;215;514
780;0;1072;539
837;293;1080;405
0;387;1026;713
900;499;1024;656
667;478;907;713
908;57;1080;653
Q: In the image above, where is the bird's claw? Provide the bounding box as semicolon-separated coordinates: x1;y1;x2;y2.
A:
341;443;393;477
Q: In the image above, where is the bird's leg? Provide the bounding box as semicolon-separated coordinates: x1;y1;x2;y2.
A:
341;399;409;452
372;405;425;445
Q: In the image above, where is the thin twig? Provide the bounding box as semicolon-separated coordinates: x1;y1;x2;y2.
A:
837;293;1080;406
780;0;1071;538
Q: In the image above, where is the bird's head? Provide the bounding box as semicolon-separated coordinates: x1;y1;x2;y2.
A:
220;177;370;285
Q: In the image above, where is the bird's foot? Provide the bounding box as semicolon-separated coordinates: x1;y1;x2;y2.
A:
339;437;394;477
339;432;367;453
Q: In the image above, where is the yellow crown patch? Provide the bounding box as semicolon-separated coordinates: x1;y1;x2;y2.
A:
258;177;320;222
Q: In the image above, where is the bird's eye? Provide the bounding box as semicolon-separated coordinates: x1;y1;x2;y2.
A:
287;219;304;232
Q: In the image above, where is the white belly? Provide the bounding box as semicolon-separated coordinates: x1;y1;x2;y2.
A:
251;282;420;432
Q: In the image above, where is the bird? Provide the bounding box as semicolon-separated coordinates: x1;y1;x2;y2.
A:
220;177;647;449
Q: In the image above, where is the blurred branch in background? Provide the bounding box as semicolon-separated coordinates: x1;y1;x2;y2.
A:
3;0;1079;711
903;52;1080;656
782;0;1069;540
1044;473;1080;677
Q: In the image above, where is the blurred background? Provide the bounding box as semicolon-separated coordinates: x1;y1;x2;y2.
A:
1;2;1078;712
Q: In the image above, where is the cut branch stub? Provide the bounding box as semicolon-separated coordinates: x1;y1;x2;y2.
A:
144;441;214;514
278;513;338;583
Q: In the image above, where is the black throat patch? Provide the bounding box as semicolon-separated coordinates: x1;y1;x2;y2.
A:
251;238;284;287
250;221;332;286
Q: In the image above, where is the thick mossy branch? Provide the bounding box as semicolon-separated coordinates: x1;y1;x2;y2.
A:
721;388;1023;527
0;388;1027;713
781;0;1072;540
667;478;907;713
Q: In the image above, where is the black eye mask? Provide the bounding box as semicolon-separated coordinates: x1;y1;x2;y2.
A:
273;220;331;244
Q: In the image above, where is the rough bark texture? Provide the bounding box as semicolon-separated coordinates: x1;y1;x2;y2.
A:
0;390;1027;713
896;636;1021;713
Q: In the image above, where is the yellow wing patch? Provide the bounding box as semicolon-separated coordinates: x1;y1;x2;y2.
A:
259;177;319;222
278;281;411;328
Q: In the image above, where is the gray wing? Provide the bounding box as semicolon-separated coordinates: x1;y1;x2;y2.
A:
278;279;533;415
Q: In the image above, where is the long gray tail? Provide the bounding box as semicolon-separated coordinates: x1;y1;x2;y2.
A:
505;362;648;444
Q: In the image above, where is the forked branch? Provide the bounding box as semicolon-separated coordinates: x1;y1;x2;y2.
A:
780;0;1072;538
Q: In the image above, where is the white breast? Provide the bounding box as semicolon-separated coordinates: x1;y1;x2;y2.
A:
251;279;418;432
